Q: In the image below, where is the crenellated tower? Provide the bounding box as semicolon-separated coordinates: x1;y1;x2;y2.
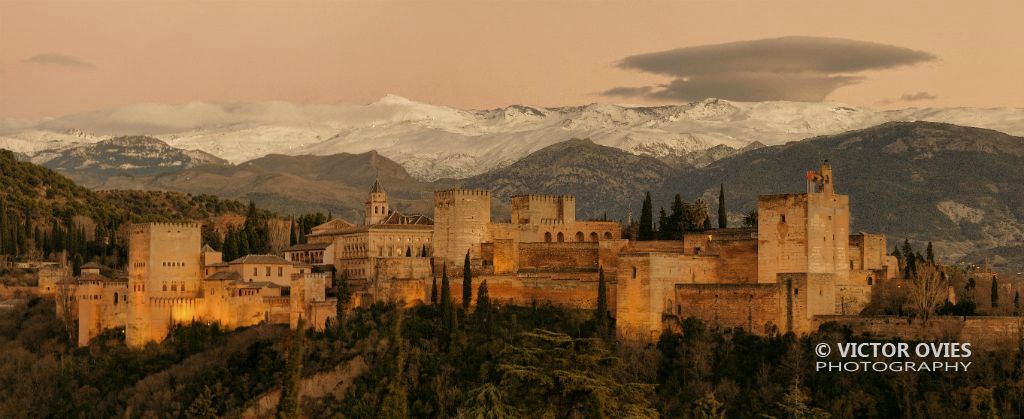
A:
126;222;203;347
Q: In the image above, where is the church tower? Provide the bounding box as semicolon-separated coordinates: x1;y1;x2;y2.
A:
365;179;389;225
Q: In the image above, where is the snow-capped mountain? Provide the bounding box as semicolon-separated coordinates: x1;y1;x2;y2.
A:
3;95;1023;181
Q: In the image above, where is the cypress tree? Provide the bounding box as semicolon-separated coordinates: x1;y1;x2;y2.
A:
441;265;452;334
669;194;685;239
594;268;609;338
1014;290;1020;316
476;280;490;320
992;277;1000;309
462;251;472;310
430;275;438;305
657;208;669;240
926;241;935;264
289;218;297;246
277;317;305;419
718;184;727;229
639;192;654;241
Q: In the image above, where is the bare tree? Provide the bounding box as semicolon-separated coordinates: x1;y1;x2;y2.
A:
909;263;947;324
54;269;77;345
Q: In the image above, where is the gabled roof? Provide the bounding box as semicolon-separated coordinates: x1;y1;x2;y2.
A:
201;244;218;253
309;218;357;235
228;254;294;265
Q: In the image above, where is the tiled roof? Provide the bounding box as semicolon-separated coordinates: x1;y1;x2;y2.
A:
370;178;386;194
205;271;242;281
80;262;102;269
285;242;332;251
228;254;294;265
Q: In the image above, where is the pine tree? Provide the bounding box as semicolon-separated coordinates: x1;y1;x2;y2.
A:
717;184;727;229
991;277;999;309
430;275;438;305
186;385;217;419
902;239;915;278
462;251;473;310
594;268;609;338
277;317;305;419
638;192;654;241
926;241;935;264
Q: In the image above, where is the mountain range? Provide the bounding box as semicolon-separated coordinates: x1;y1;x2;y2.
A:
4;96;1024;181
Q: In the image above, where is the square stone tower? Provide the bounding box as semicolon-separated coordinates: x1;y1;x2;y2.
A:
126;222;203;347
432;189;491;271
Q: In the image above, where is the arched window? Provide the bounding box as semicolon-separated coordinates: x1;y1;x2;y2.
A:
575;231;584;242
590;232;598;242
867;277;873;285
557;232;564;242
544;232;552;242
113;292;119;305
604;232;613;239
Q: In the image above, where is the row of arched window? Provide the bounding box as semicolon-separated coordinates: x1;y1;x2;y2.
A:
543;231;613;243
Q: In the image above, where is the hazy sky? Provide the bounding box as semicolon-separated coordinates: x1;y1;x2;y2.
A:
1;0;1022;119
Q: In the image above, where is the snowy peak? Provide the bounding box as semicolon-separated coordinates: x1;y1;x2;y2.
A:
3;98;1024;181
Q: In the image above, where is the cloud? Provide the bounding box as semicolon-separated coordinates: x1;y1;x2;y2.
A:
23;53;95;70
880;91;938;105
604;36;936;102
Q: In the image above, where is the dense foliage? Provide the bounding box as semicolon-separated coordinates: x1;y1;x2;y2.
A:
2;294;1024;418
0;149;251;268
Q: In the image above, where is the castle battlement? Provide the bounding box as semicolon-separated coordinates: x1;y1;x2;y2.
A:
511;194;576;202
434;189;490;200
134;222;202;230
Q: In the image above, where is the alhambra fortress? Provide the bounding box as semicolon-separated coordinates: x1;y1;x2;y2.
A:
55;162;910;347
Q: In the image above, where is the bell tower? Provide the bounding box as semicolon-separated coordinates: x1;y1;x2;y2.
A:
365;179;389;225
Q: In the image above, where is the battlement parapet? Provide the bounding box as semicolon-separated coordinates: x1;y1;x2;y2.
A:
511;194;576;202
434;189;490;200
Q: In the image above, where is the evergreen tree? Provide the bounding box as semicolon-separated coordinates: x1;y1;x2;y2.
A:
441;266;453;336
430;275;438;305
476;280;491;321
926;241;935;264
892;246;903;267
335;271;351;338
902;239;916;278
777;378;829;419
717;184;727;229
186;385;217;419
1014;290;1020;316
694;392;725;419
595;268;609;338
378;309;408;418
742;210;758;228
462;251;473;310
657;208;670;240
639;192;655;241
289;218;297;246
277;317;305;419
992;277;1000;309
668;194;685;240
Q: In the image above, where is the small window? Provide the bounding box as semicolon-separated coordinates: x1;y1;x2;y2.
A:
794;287;799;295
265;266;271;276
278;267;283;276
780;215;786;223
171;284;177;291
113;292;119;305
253;267;258;276
867;277;874;285
632;267;637;278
